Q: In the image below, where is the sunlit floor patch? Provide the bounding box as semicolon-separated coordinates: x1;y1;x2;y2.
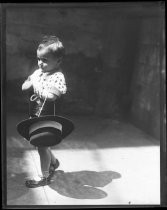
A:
23;146;160;205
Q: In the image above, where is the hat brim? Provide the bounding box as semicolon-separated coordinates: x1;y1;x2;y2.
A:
17;115;74;141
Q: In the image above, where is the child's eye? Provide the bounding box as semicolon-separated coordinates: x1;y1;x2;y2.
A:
42;58;47;63
37;57;47;63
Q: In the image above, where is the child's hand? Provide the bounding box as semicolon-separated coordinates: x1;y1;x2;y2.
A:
41;89;57;101
22;77;33;91
33;87;50;100
41;89;48;99
33;83;59;101
42;89;58;101
33;86;45;99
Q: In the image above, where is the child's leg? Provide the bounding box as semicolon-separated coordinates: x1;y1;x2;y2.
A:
25;147;59;188
48;147;58;165
48;147;60;172
38;146;51;177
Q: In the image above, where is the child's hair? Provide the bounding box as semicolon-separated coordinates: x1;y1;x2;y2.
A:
37;35;65;59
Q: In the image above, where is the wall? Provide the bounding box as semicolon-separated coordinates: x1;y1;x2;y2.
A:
130;17;164;139
5;5;141;117
5;6;110;114
4;3;164;139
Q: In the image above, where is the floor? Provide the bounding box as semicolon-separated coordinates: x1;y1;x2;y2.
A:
5;112;160;207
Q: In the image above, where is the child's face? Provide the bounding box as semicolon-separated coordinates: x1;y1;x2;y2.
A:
37;47;60;72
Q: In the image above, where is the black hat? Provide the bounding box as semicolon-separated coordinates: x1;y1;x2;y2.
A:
17;115;74;147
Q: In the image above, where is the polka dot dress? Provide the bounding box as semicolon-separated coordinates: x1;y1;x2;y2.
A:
30;69;67;97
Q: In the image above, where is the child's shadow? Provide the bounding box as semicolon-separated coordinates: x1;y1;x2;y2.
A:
49;170;121;199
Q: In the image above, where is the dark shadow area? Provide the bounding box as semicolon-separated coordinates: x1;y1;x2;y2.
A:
5;4;163;141
62;116;160;148
7;112;159;152
7;172;29;201
49;170;121;199
7;146;32;202
4;3;163;145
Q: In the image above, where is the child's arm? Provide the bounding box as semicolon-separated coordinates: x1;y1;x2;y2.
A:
41;87;61;101
35;72;67;101
46;73;67;101
22;76;33;91
40;74;66;101
42;92;58;101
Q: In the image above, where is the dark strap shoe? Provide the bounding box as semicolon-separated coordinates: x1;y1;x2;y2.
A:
25;176;51;188
49;159;60;176
25;160;60;188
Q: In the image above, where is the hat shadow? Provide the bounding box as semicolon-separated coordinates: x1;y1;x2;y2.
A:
49;170;121;199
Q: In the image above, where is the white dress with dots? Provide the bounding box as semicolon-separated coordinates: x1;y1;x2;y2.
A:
30;68;67;97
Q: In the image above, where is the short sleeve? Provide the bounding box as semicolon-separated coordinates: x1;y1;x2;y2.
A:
49;72;67;95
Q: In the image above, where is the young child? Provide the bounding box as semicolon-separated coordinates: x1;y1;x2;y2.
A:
22;35;67;187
